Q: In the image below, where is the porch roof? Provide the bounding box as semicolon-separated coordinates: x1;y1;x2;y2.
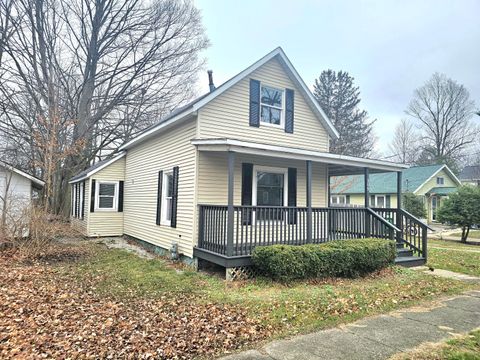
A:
191;138;408;176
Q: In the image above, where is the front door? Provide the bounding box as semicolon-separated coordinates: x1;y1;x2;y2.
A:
431;196;441;221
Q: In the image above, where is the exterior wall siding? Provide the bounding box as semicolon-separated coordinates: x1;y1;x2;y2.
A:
197;58;330;152
87;157;126;237
123;119;197;258
344;193;399;208
197;152;328;207
415;169;458;195
70;180;89;236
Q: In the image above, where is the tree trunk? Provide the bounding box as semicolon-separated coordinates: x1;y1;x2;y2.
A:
461;226;469;243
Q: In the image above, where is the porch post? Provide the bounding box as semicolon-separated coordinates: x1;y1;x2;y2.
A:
364;167;370;237
306;160;312;243
226;151;235;256
327;166;331;207
396;171;403;242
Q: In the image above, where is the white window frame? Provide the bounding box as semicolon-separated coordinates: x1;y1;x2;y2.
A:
259;83;285;128
161;171;173;226
375;195;386;208
252;165;288;207
95;181;118;211
330;195;346;205
436;177;444;185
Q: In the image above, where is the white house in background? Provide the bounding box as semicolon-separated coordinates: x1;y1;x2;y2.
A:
0;161;44;236
459;165;480;187
70;47;431;278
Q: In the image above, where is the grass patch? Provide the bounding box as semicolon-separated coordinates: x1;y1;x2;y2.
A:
390;328;480;360
450;230;480;240
429;239;480;250
57;243;475;337
427;240;480;277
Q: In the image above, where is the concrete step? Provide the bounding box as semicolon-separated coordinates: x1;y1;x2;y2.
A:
395;256;426;267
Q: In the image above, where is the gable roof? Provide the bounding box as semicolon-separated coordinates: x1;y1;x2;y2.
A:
69;152;126;184
332;164;461;195
0;161;44;188
459;165;480;181
120;47;339;151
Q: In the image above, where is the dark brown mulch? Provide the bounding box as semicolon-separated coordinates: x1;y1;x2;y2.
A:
0;253;268;359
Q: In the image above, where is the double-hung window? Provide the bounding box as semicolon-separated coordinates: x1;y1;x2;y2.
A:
161;172;174;225
331;195;346;206
436;177;444;185
253;166;288;220
95;181;118;211
375;195;386;208
260;85;284;126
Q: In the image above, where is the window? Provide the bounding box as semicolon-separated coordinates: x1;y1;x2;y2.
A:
253;166;288;220
375;195;386;208
95;181;118;211
161;172;174;225
436;177;444;185
260;85;284;126
331;195;346;206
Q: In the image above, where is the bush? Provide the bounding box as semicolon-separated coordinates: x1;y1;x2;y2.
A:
252;238;396;281
402;192;427;219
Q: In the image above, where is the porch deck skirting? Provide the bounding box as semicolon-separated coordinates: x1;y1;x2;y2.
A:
194;205;427;267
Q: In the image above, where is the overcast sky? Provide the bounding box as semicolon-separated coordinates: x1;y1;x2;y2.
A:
194;0;480;155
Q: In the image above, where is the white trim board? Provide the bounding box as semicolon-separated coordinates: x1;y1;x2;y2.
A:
191;138;408;173
120;47;339;151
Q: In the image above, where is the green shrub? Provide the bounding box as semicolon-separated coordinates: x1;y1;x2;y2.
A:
251;238;396;281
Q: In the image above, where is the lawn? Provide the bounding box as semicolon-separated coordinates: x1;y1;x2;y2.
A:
428;239;480;277
390;328;480;360
0;241;476;359
450;230;480;239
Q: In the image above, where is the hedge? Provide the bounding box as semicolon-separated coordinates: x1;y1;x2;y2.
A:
251;238;396;281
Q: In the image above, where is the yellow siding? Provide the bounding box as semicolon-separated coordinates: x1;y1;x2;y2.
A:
123;119;197;258
198;57;330;152
415;169;458;195
70;180;89;236
346;194;398;208
197;152;328;207
88;157;125;237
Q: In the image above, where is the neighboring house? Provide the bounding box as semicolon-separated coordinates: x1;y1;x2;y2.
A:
0;161;44;236
70;47;429;276
331;164;461;223
459;165;480;187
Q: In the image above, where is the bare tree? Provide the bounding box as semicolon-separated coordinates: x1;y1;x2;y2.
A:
387;119;420;164
407;73;477;169
0;0;208;214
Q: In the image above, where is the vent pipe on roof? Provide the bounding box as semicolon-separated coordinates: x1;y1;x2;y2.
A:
207;70;215;92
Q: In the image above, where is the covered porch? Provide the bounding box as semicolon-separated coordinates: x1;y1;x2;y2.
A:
192;139;429;268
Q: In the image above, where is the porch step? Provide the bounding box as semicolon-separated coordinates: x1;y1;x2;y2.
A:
396;248;414;257
395;256;426;267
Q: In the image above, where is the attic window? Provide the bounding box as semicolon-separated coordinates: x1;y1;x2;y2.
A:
436;177;444;185
260;85;284;126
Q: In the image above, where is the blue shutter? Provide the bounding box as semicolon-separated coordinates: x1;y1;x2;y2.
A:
118;181;124;212
90;180;96;212
249;79;260;127
285;88;294;133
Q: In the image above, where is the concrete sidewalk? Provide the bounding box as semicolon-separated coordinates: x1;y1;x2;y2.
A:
220;290;480;360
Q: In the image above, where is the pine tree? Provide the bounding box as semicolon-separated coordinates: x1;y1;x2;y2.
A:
313;70;375;157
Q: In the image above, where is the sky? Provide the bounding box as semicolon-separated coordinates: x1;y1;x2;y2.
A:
193;0;480;156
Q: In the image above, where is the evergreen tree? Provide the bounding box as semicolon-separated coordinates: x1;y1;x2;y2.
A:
313;70;375;157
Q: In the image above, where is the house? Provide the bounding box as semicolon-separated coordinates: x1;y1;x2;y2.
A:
459;165;480;187
331;164;461;223
0;161;44;236
69;47;430;277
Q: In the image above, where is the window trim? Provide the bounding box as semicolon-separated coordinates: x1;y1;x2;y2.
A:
94;181;118;211
252;165;289;207
331;195;346;205
374;194;386;208
161;171;173;226
259;83;285;128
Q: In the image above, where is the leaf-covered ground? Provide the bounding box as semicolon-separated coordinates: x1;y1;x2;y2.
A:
0;242;476;359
